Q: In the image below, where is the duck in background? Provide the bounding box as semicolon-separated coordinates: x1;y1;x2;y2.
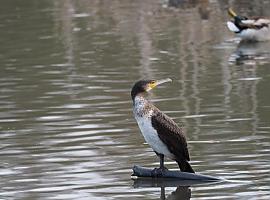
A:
227;8;270;42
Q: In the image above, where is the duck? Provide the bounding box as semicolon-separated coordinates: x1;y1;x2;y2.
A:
227;8;270;41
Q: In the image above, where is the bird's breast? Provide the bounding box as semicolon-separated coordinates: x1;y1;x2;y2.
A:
134;113;174;159
133;96;174;158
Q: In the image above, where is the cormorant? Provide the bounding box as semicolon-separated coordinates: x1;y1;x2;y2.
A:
131;78;195;175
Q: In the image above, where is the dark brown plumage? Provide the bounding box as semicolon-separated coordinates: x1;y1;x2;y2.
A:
151;107;194;173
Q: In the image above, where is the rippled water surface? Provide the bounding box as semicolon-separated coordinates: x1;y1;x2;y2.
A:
1;0;270;199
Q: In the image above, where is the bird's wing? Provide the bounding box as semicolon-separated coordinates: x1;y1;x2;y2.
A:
240;19;270;30
227;19;269;33
151;110;190;161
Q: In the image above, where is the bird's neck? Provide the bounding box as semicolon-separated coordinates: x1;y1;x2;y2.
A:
133;94;147;106
133;94;153;118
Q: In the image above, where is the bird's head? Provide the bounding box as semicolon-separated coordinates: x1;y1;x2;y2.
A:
131;78;172;101
228;8;248;21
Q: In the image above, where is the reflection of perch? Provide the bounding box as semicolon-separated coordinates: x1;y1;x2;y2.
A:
132;165;221;181
133;175;220;188
134;178;192;200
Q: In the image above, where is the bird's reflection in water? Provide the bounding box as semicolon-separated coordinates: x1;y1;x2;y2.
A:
229;41;270;65
133;178;215;200
162;186;191;200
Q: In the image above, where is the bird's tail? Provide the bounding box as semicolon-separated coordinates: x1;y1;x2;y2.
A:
177;160;195;173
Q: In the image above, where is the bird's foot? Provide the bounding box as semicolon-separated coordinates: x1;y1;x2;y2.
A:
151;167;168;177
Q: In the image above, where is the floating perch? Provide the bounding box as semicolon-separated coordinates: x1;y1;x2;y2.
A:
132;165;221;181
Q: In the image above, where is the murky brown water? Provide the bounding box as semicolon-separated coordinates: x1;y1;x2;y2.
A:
1;0;270;199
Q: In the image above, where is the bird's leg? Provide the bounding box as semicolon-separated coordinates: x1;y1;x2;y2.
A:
151;153;168;177
159;154;166;170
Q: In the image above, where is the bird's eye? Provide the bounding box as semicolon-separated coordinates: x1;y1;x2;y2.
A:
150;81;155;84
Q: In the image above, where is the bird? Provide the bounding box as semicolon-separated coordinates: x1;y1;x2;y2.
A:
131;78;195;175
227;8;270;41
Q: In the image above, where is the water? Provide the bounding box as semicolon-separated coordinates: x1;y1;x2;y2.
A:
1;0;270;199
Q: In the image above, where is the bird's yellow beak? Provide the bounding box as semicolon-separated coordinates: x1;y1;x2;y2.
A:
228;8;237;18
147;78;172;91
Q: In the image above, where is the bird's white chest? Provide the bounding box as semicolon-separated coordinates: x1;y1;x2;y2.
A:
134;115;173;158
133;97;173;158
